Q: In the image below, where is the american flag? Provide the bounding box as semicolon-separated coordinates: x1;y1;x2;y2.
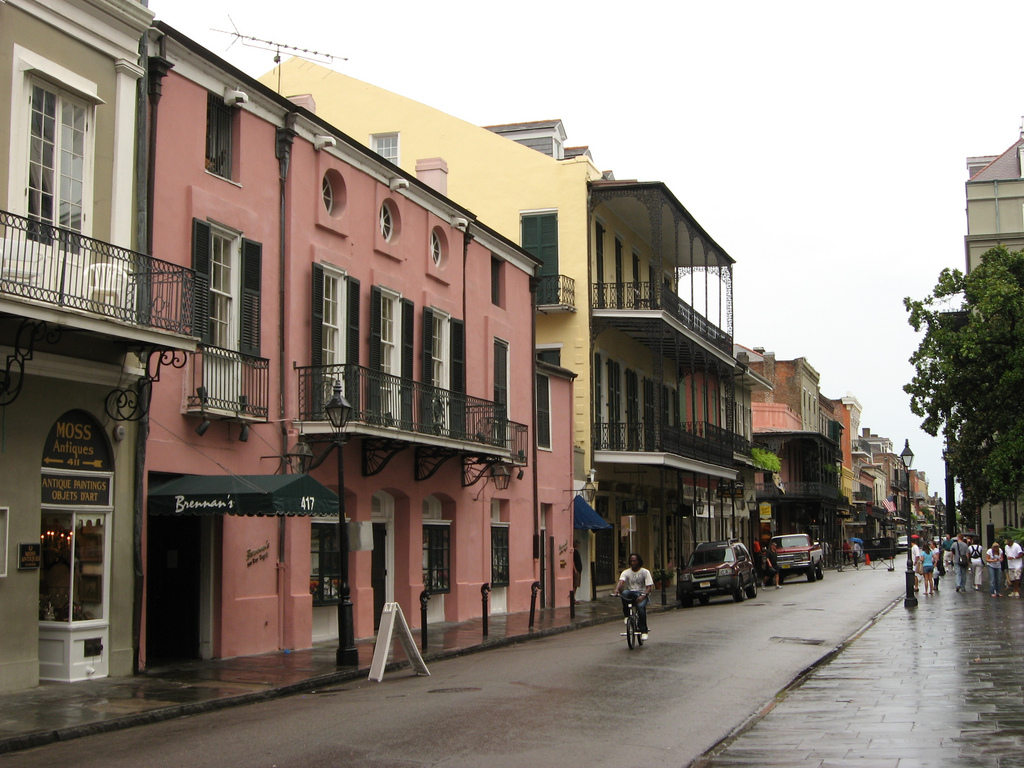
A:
882;496;897;513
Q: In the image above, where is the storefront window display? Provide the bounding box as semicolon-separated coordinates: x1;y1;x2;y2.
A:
310;521;341;606
39;514;105;622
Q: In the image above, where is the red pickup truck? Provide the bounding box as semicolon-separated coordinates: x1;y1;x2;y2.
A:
771;534;824;583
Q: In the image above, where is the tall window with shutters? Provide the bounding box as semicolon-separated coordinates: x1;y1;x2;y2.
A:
493;339;509;445
311;264;359;414
536;373;551;450
192;219;261;413
521;212;557;305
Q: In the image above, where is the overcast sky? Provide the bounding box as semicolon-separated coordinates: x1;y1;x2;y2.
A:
148;0;1024;499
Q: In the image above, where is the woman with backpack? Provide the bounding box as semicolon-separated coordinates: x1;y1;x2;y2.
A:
967;536;984;591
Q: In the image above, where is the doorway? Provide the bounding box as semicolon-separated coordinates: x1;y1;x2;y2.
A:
147;515;202;661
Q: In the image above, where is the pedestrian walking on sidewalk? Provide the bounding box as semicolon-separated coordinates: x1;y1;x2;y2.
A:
572;539;583;604
920;541;936;595
911;537;922;592
968;536;984;591
986;541;1003;597
1005;538;1023;597
951;533;971;592
851;538;862;569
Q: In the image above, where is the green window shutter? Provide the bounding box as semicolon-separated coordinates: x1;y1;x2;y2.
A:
191;219;212;344
450;319;465;394
536;373;551;449
422;307;434;384
369;286;382;372
311;263;324;367
402;299;415;380
521;213;558;278
346;277;360;366
239;238;262;356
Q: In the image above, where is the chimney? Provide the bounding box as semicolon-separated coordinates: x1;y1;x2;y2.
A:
287;94;317;114
415;158;448;195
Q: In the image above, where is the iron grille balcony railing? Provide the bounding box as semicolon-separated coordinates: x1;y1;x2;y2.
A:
591;420;733;467
590;280;732;354
297;364;528;465
0;209;194;335
755;482;843;500
187;345;269;420
535;274;575;308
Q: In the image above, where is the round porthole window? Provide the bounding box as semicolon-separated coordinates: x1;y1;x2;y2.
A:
322;169;346;218
379;201;394;242
430;229;445;267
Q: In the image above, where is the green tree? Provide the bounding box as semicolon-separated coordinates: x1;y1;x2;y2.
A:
905;246;1024;512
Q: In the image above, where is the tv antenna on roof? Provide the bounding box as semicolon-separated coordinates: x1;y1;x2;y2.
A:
213;16;346;92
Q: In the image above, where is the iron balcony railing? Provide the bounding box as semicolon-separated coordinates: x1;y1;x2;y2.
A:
297;364;529;465
591;280;732;353
755;482;844;500
186;345;270;420
535;274;575;309
0;209;194;335
592;420;733;467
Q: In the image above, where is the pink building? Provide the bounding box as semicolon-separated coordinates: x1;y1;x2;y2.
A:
140;23;572;665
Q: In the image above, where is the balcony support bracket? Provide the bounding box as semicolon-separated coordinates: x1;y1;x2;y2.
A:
105;348;188;422
0;318;62;407
462;454;500;488
415;446;457;482
362;438;408;477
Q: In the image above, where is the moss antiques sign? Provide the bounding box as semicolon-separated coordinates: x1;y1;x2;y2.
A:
40;410;112;506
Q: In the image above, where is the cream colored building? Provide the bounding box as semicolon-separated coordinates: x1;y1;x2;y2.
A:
265;61;749;589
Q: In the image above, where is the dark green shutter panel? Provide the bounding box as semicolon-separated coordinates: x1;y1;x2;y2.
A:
536;373;550;449
521;214;557;278
346;277;360;366
401;299;415;428
493;340;508;407
450;319;465;394
369;286;382;372
402;300;415;379
191;219;212;343
593;353;603;425
422;307;434;384
311;263;324;367
239;238;262;356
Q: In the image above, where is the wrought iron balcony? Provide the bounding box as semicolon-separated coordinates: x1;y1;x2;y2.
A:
535;274;575;310
591;280;732;353
755;482;844;500
0;209;194;335
297;364;528;464
592;420;733;467
186;345;269;420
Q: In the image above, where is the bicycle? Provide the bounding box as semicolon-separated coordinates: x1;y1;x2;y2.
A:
615;593;646;649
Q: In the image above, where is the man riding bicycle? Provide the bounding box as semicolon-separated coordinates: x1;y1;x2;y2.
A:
613;553;654;641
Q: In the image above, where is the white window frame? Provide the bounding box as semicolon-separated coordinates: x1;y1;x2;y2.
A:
8;47;101;236
379;287;401;376
371;132;400;165
431;308;450;389
208;225;241;351
321;264;347;366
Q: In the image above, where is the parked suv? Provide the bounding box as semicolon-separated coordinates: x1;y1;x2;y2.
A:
677;540;757;607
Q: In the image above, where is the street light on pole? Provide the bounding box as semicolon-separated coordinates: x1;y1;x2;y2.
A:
325;380;358;666
900;439;917;609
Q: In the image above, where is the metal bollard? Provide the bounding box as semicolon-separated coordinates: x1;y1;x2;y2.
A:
528;580;541;630
480;583;491;637
570;590;576;619
419;590;430;651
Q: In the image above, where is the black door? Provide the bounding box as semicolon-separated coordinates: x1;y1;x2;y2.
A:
372;523;386;630
147;515;202;661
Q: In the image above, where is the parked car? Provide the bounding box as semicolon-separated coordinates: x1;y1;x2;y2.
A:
771;534;824;583
677;540;757;607
896;535;908;552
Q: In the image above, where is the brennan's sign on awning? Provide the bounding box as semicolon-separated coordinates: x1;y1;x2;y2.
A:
149;474;339;517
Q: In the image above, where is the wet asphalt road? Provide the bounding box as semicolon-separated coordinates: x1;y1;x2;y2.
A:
1;566;906;767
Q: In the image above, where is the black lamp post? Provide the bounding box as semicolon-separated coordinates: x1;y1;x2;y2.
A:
325;380;358;666
900;439;917;609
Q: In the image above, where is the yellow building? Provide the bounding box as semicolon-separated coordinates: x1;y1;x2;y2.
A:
265;61;752;593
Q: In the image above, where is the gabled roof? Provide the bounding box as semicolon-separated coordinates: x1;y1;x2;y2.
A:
968;137;1024;181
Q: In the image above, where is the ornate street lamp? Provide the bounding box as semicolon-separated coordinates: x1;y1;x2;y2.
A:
900;439;916;609
325;380;357;665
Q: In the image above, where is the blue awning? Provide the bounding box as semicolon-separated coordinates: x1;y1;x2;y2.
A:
574;495;612;530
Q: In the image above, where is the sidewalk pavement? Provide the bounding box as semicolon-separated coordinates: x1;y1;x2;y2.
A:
693;577;1024;768
0;594;671;755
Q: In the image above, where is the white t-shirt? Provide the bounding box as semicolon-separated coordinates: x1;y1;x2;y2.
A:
911;543;921;563
618;567;654;592
1005;542;1023;569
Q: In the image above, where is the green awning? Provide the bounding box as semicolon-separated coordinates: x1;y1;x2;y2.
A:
149;474;339;517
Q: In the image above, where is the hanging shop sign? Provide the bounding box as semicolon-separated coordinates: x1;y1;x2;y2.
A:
759;502;773;521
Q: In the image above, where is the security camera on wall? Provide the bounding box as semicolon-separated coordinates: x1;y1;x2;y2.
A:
224;89;249;107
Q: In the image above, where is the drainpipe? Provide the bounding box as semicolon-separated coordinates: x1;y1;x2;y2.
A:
275;115;297;649
530;275;541;581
